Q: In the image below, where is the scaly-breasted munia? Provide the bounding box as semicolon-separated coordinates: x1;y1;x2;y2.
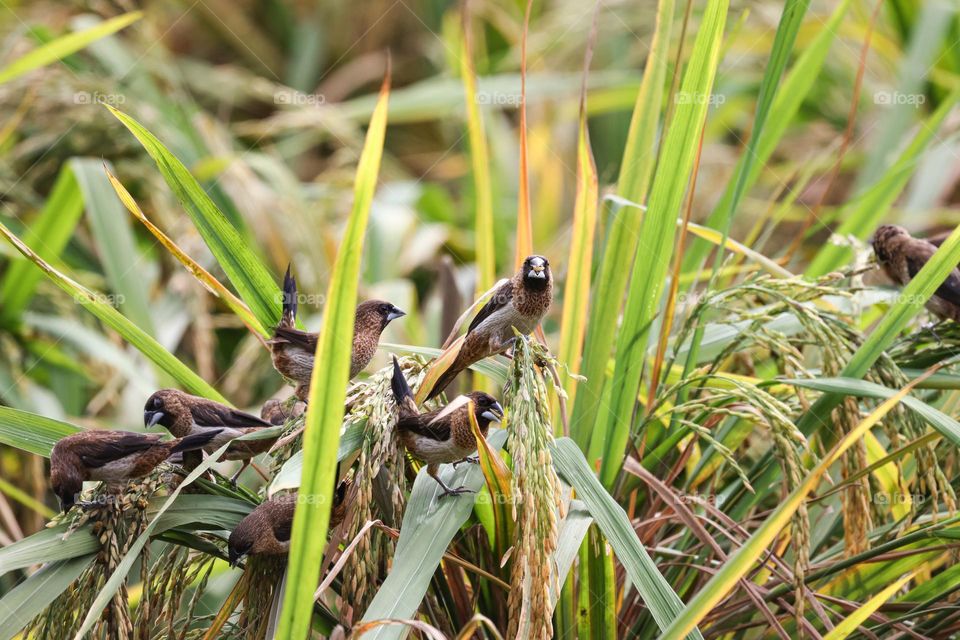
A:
50;429;220;512
144;389;275;483
392;357;503;498
227;480;349;566
267;267;405;400
425;255;552;400
873;224;960;321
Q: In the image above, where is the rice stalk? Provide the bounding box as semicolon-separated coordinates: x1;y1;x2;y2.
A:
504;335;562;640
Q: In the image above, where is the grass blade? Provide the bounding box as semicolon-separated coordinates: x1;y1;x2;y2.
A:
551;438;703;639
275;70;390;640
598;0;729;488
571;0;675;450
0;11;142;85
659;374;927;639
822;572;914;640
105;168;268;339
460;12;495;296
0;167;84;327
514;0;533;267
0;221;227;402
70;158;154;334
557;19;599;417
0;406;82;457
806;85;960;276
106;105;282;330
0;556;94;640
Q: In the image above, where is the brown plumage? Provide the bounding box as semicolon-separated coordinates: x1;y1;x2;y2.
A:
50;429;220;512
227;480;350;566
267;266;405;401
873;224;960;321
392;357;503;497
426;255;552;400
260;398;306;425
144;389;275;483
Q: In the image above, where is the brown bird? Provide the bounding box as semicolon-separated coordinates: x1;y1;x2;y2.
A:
227;480;350;566
144;389;275;483
873;224;960;321
267;267;405;400
392;357;503;498
425;255;552;400
260;398;306;426
50;429;221;512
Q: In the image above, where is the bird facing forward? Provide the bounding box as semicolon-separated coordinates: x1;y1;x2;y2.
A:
268;267;405;401
144;389;275;483
50;429;220;512
872;224;960;321
392;357;503;498
425;255;552;400
228;480;350;567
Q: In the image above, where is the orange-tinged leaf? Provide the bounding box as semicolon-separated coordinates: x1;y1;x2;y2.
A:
416;335;465;404
514;0;534;268
469;405;514;559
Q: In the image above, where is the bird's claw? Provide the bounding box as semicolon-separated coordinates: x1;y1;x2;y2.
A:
452;455;480;468
438;486;475;499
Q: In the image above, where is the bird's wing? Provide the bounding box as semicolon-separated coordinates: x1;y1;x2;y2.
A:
272;502;296;542
191;401;273;429
907;244;960;308
467;280;514;334
77;434;160;468
399;414;452;441
428;395;472;426
272;326;318;352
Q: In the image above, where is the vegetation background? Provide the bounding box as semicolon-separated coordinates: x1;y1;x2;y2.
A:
3;0;960;638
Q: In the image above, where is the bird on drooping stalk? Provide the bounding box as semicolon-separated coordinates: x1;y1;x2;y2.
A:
424;255;552;400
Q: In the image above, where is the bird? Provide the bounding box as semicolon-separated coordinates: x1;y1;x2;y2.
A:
260;398;306;426
228;479;350;567
872;224;960;321
144;389;276;484
50;429;221;512
391;357;503;498
425;255;552;400
267;266;406;401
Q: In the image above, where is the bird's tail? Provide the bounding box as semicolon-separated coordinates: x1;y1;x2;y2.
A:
391;356;414;404
171;428;222;454
280;264;298;329
425;359;464;401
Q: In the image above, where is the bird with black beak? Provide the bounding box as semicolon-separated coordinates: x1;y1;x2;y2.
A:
144;389;275;484
50;429;221;512
872;224;960;321
425;255;552;400
228;479;350;567
392;357;503;498
268;266;406;401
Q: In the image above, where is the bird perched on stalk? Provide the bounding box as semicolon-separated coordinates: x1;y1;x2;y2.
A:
50;429;221;512
872;224;960;321
228;480;350;566
268;266;406;401
392;357;503;498
425;255;552;400
144;389;275;484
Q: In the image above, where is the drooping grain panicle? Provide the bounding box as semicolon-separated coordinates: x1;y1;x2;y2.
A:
340;357;419;620
504;334;562;640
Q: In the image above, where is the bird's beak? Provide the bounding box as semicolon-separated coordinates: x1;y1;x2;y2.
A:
228;549;245;568
144;410;164;428
387;308;406;322
527;266;546;279
482;402;504;423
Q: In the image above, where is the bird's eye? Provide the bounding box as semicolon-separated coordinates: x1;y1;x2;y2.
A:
380;304;390;314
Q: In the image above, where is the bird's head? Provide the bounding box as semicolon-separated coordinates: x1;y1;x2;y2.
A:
357;300;406;332
227;530;253;568
143;389;187;431
872;225;909;263
521;255;551;290
468;392;504;428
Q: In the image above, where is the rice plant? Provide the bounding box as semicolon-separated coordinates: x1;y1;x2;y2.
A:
3;0;960;639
